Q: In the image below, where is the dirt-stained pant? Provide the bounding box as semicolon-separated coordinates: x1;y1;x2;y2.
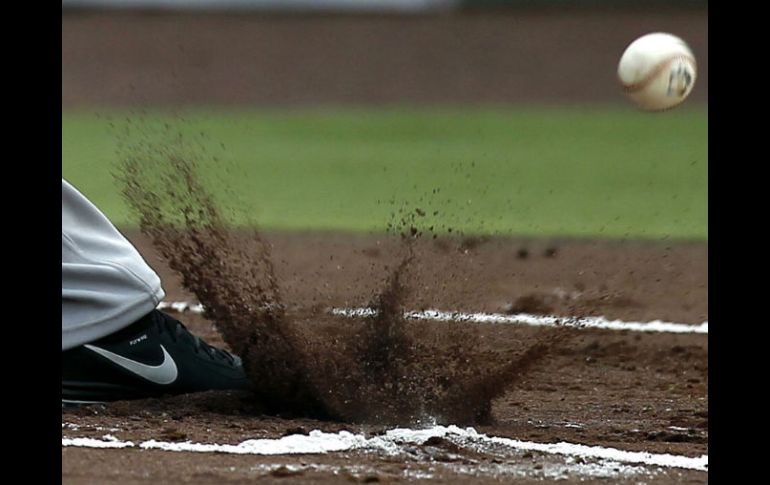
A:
62;179;165;351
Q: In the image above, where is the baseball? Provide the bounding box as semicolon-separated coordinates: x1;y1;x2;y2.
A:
617;33;697;111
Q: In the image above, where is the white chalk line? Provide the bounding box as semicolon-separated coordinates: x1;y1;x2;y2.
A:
158;301;205;314
63;434;133;449
158;301;707;334
61;425;707;473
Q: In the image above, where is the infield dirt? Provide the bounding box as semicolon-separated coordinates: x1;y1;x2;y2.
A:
68;144;708;482
62;8;707;108
62;7;707;483
63;229;707;483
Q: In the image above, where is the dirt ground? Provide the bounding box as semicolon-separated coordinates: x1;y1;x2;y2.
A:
62;7;707;483
62;231;708;484
62;8;707;107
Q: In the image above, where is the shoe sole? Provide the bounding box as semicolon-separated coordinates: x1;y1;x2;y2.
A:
62;398;105;408
62;380;163;403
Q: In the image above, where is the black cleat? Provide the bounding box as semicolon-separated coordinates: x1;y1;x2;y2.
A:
62;309;252;406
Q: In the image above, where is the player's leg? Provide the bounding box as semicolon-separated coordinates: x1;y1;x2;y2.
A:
62;178;166;350
62;179;251;406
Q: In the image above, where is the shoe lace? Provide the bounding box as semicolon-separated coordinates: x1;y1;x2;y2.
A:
156;312;236;365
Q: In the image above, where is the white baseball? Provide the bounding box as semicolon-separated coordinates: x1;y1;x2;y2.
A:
618;33;697;111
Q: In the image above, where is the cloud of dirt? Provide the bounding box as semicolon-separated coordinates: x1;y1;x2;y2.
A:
117;134;333;418
116;126;571;425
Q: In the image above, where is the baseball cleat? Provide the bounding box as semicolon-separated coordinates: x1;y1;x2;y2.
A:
62;309;252;405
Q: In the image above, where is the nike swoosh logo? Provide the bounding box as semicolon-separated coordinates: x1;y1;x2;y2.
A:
85;344;179;385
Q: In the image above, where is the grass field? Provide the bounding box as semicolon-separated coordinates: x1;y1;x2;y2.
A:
62;107;707;240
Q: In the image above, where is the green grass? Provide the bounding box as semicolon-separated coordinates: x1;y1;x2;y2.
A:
62;107;707;240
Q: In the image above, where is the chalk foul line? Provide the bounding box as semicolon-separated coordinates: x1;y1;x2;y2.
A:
62;425;707;472
158;301;707;334
332;307;708;334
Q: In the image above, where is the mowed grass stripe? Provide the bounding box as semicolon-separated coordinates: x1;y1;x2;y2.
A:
62;107;707;240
